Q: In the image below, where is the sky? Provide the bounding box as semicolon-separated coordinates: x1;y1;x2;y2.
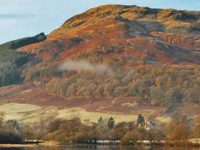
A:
0;0;200;44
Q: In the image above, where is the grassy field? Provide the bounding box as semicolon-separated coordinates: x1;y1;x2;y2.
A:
58;108;137;123
0;103;43;122
0;103;137;123
0;103;171;124
0;103;41;113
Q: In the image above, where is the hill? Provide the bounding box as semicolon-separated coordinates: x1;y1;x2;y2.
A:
20;5;200;65
0;5;200;123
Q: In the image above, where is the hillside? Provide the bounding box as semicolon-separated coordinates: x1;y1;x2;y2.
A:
0;33;46;86
0;5;200;123
20;5;200;64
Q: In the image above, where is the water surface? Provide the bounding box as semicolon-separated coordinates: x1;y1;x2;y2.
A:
0;145;200;150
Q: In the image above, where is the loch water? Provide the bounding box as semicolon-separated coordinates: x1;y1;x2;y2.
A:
0;145;200;150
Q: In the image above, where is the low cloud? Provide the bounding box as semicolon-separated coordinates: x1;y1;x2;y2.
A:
59;60;113;75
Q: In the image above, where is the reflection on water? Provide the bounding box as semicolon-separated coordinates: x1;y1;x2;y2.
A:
1;145;200;150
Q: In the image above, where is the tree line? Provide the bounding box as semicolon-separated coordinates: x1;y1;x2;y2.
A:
43;65;200;107
1;111;200;145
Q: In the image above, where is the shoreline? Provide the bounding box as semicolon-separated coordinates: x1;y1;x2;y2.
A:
0;141;60;148
1;139;200;149
1;143;200;148
0;144;38;148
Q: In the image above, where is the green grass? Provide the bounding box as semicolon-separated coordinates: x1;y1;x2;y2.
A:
58;108;137;123
122;102;138;108
0;103;171;124
0;103;137;123
0;103;41;113
156;116;171;123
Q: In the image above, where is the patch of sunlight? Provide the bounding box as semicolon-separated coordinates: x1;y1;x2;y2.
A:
122;102;138;108
58;108;137;123
0;103;42;113
156;116;171;123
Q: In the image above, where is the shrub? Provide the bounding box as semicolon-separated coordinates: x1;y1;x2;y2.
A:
121;128;147;145
0;132;24;144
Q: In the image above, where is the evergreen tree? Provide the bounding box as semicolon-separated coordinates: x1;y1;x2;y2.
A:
107;117;115;129
137;114;145;128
